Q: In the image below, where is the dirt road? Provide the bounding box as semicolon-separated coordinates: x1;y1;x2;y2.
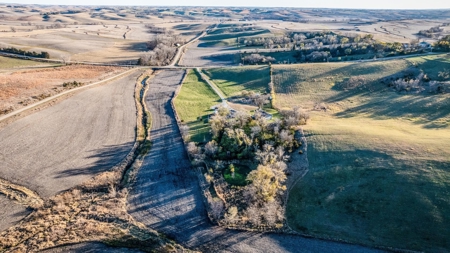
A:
127;70;385;253
0;70;141;198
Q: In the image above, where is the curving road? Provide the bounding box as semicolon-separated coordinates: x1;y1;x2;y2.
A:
127;70;386;253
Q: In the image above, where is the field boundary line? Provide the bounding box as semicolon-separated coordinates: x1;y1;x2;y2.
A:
0;67;140;123
195;68;226;101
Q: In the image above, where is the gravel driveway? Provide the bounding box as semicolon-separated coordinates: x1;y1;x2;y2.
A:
127;70;385;253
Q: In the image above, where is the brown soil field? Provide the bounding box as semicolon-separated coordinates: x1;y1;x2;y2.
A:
179;41;237;67
0;195;30;232
0;70;141;198
0;65;123;115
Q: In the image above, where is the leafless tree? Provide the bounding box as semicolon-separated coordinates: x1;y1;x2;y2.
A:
246;204;261;226
204;140;218;156
210;198;224;220
180;124;189;139
60;55;71;65
187;142;198;156
224;206;238;223
263;201;284;226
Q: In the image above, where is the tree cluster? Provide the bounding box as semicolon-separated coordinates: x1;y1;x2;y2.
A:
418;26;444;38
381;67;448;93
138;33;185;66
239;31;374;50
242;54;275;64
188;107;308;227
434;35;450;52
145;24;167;34
0;47;50;59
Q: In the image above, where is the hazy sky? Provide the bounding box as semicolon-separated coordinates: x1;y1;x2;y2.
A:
4;0;450;9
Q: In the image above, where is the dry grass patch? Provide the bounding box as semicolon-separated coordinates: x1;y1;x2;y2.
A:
0;65;124;115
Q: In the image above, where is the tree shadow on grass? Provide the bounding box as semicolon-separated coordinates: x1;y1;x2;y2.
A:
124;42;148;52
272;60;450;128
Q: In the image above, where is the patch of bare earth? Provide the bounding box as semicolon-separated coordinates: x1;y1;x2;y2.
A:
0;65;123;115
0;70;193;253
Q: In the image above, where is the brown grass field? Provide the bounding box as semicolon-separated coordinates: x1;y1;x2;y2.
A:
0;65;123;114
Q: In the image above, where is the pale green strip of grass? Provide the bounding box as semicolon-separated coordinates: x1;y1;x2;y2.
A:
204;66;270;97
174;69;221;143
0;56;53;68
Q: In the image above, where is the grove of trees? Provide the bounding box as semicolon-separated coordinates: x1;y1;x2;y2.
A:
185;106;309;228
0;47;50;59
138;32;185;66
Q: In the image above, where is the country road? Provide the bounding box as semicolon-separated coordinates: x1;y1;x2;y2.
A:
127;70;386;253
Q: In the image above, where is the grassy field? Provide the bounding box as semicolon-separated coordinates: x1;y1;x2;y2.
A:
201;29;270;41
278;54;450;251
0;56;54;68
174;69;221;143
198;39;237;48
204;66;270;97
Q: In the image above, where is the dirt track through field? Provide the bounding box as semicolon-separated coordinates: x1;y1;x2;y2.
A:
127;70;385;253
0;70;141;198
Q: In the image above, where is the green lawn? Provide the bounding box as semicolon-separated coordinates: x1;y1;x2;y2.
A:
0;56;53;68
204;66;270;97
198;39;237;48
174;69;221;143
201;29;270;41
224;164;252;186
278;54;450;251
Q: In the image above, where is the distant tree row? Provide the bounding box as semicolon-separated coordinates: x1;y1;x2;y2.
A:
434;35;450;52
239;32;374;49
0;47;50;59
417;23;449;38
242;54;275;64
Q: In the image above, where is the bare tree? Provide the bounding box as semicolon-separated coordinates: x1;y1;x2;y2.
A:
204;140;218;156
60;55;71;65
246;204;261;226
224;206;238;223
210;198;224;220
187;142;198;156
180;124;189;139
